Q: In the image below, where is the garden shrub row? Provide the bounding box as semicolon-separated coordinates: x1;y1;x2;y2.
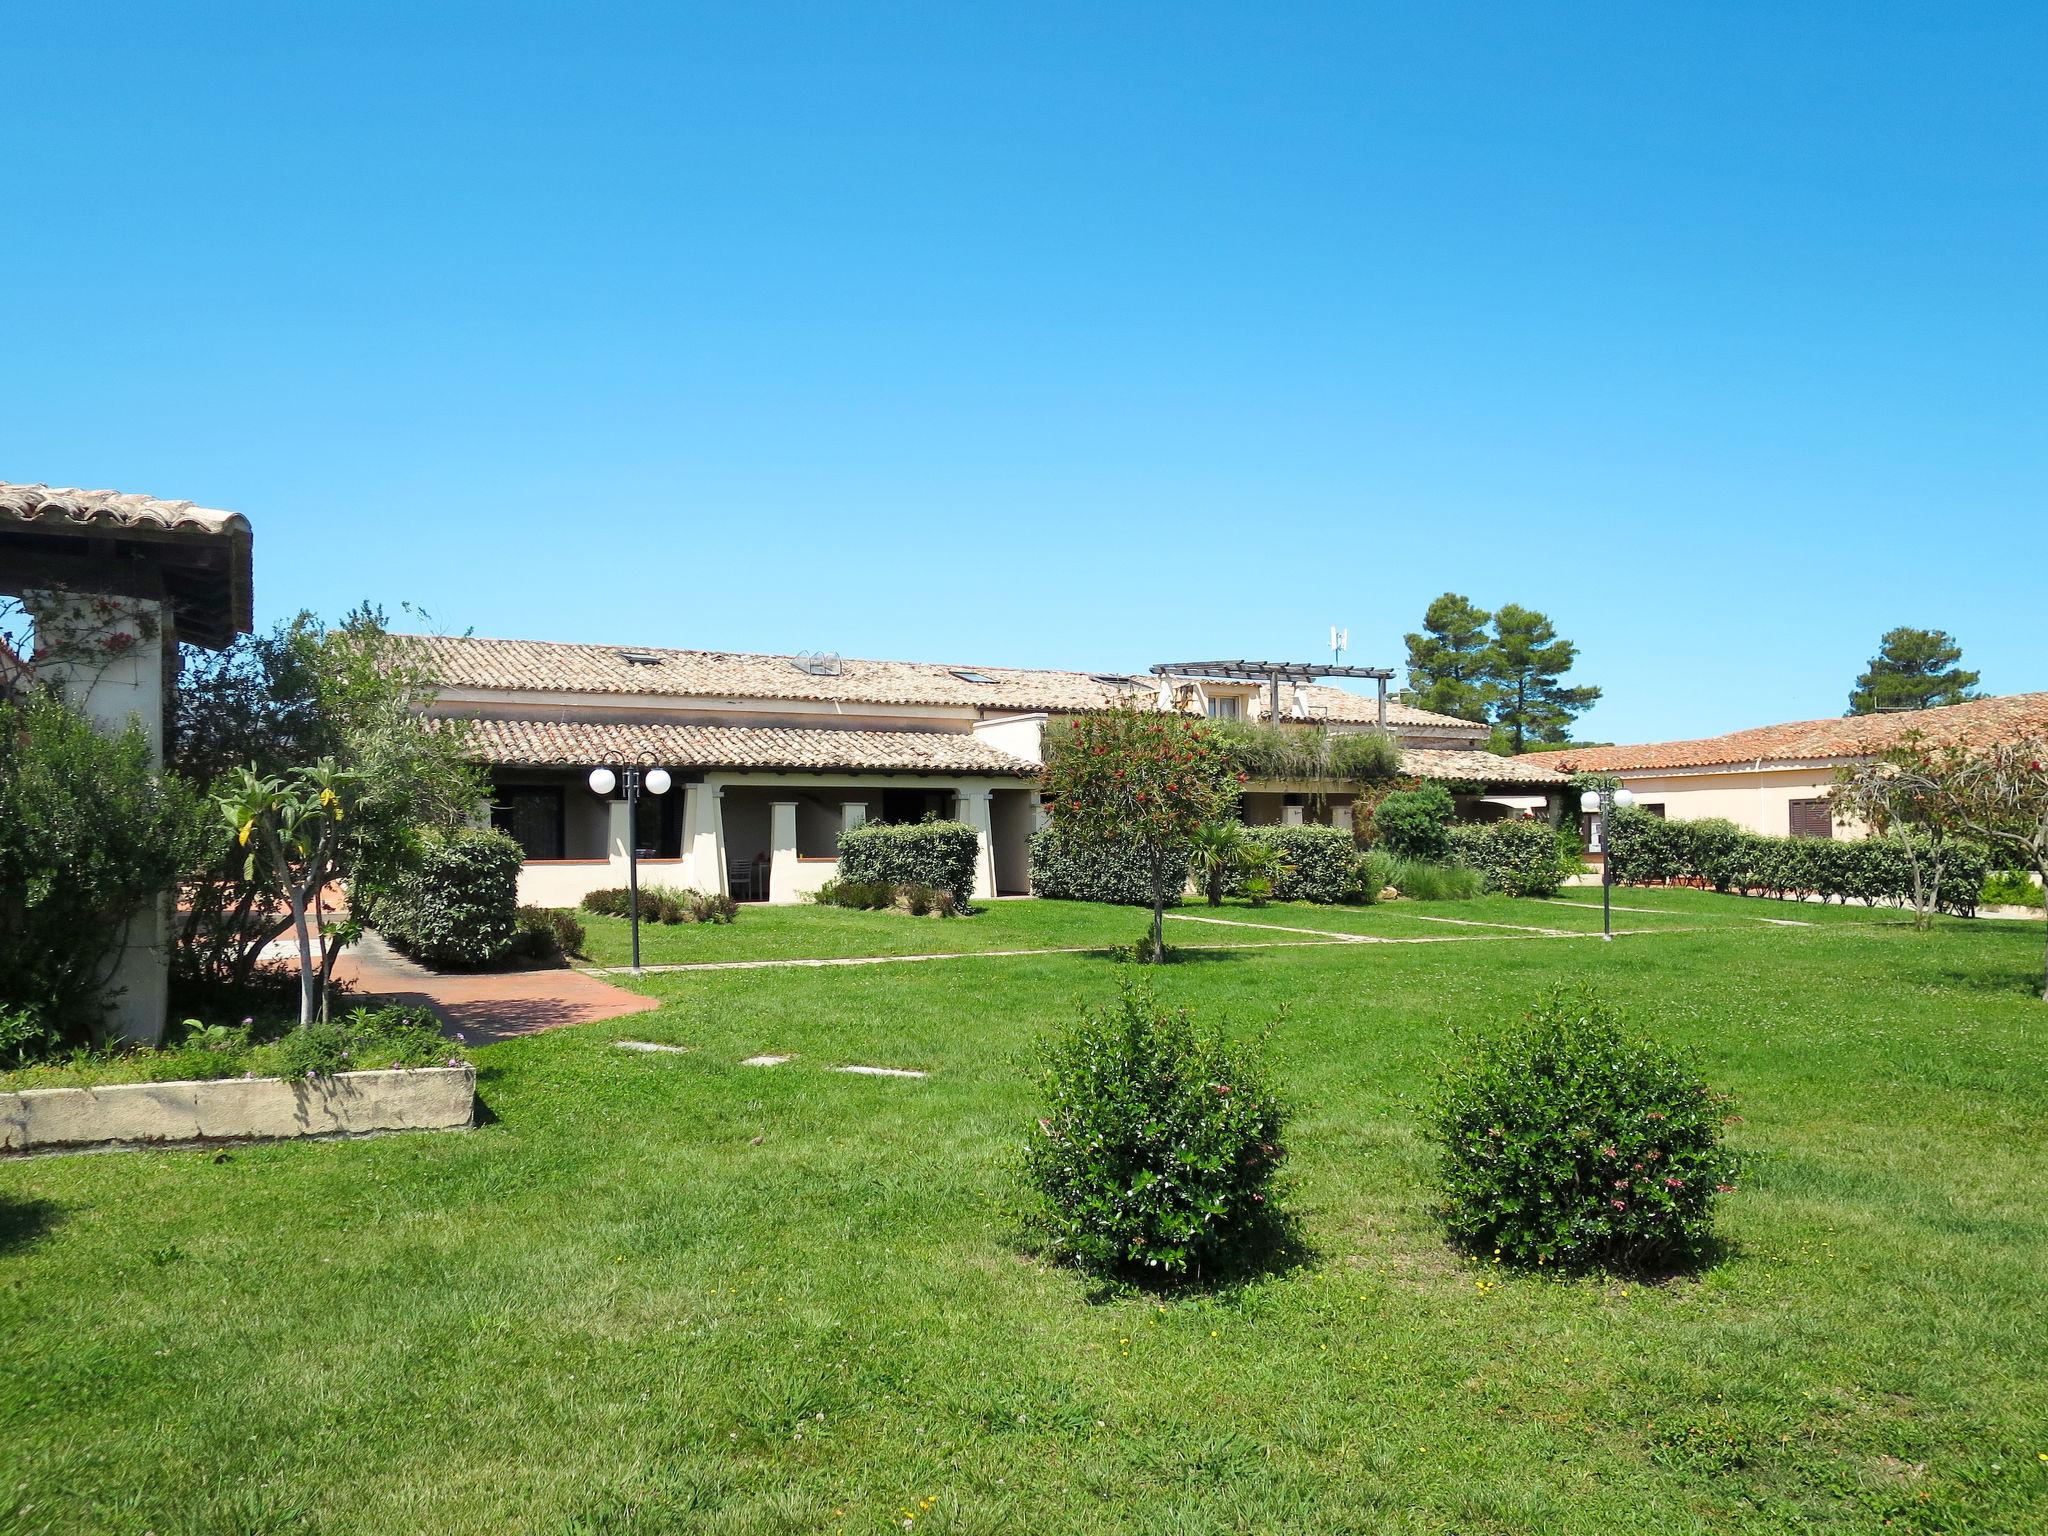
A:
1605;808;1986;914
581;885;737;924
813;877;964;917
1445;819;1570;897
1029;826;1181;907
836;820;981;904
1222;825;1360;904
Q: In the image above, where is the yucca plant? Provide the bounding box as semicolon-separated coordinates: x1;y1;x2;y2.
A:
1188;822;1245;907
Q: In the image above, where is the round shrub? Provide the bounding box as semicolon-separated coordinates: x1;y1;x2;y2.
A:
1426;987;1741;1273
836;820;980;904
1446;818;1569;897
1373;783;1455;861
374;828;524;969
1025;977;1287;1281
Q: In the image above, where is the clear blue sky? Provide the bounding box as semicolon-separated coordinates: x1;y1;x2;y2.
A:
6;2;2042;743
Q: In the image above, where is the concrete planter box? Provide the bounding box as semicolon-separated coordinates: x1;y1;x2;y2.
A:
0;1065;475;1156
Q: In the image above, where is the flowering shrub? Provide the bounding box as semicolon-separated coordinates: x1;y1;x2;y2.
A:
1427;988;1741;1273
1025;976;1288;1281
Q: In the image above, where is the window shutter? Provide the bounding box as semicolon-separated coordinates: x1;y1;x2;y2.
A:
1788;798;1833;840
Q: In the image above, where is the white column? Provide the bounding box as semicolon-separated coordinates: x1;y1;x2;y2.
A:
768;800;800;904
679;781;704;889
1331;802;1355;834
1282;803;1305;827
1031;796;1050;833
606;798;632;878
25;591;169;1045
690;784;728;895
957;787;997;901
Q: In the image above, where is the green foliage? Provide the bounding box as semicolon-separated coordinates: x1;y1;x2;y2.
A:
1227;826;1358;904
1982;869;2044;908
1427;988;1741;1272
1604;807;1986;915
1356;848;1398;901
1403;593;1497;722
513;905;586;961
1372;783;1455;861
583;885;739;924
1188;822;1244;906
1488;604;1600;754
374;828;525;968
0;1005;57;1070
1383;858;1484;902
267;1004;455;1078
1446;819;1569;897
836;820;981;904
1205;722;1400;786
1028;825;1177;907
1024;976;1288;1282
811;878;963;917
1848;626;1980;715
0;693;201;1049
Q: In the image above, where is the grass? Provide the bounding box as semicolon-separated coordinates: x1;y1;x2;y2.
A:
3;891;2045;1533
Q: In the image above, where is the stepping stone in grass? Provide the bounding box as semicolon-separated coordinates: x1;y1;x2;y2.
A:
742;1054;793;1067
616;1040;690;1054
832;1065;928;1079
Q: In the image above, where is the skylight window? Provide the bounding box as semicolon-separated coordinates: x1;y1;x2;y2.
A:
616;649;663;666
951;669;996;684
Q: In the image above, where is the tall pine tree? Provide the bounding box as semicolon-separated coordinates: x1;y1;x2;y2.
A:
1487;604;1601;754
1403;593;1496;723
1848;628;1980;715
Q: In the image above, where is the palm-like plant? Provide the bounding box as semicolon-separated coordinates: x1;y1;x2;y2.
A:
1233;841;1293;907
1188;822;1245;907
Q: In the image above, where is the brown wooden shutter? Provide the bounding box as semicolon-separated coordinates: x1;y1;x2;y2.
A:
1788;798;1833;840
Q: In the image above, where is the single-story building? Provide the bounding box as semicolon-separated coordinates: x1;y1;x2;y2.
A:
1523;692;2048;844
410;635;1572;905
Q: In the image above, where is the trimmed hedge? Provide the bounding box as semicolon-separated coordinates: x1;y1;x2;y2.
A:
837;820;981;904
1604;807;1986;915
1447;819;1568;897
375;828;524;968
1222;825;1359;904
1030;826;1184;906
1373;784;1455;861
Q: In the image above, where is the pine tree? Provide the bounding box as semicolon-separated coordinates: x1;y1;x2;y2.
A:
1488;604;1600;754
1403;593;1496;723
1848;628;1981;715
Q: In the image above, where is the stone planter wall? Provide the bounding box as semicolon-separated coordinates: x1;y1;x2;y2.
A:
0;1065;475;1155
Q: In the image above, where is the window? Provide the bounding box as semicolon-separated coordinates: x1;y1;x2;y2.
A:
1206;695;1243;721
951;669;995;685
1788;798;1834;840
492;786;564;860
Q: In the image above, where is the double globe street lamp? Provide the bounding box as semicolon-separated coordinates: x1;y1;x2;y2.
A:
587;765;671;972
1579;783;1636;940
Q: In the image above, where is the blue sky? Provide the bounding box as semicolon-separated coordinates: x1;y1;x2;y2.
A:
5;2;2042;743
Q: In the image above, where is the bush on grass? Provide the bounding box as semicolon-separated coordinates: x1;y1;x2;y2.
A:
511;905;585;962
1221;825;1358;904
812;878;963;917
1446;819;1570;897
1982;869;2045;909
1024;976;1288;1282
1426;987;1741;1273
374;828;523;968
1384;858;1484;901
581;886;736;924
1372;783;1456;861
836;820;980;905
1028;825;1180;907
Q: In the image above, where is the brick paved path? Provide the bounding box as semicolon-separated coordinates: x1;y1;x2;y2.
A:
333;933;657;1045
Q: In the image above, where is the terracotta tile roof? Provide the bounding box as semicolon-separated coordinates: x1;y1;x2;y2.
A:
1402;747;1569;786
408;633;1150;714
1524;692;2048;774
1240;681;1487;734
453;715;1041;776
0;481;253;647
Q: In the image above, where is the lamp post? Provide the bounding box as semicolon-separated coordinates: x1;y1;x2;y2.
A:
1579;784;1637;940
588;765;672;971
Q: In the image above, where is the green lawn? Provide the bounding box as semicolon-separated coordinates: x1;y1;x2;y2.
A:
5;893;2046;1534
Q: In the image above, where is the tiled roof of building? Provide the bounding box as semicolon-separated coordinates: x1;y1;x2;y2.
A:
455;715;1041;776
1524;693;2048;773
1243;682;1486;734
1403;747;1570;785
0;481;253;647
408;633;1150;714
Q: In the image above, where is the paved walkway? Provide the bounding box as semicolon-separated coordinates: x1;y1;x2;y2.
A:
334;933;658;1045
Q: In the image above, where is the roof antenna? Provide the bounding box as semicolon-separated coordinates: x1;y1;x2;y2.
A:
1330;625;1348;667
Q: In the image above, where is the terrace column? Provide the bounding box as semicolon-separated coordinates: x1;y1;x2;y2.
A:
606;798;632;878
690;784;728;896
768;800;800;904
1282;803;1305;827
956;787;997;901
1331;802;1355;834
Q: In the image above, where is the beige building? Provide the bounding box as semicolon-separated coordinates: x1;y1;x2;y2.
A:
1524;693;2048;843
411;636;1571;905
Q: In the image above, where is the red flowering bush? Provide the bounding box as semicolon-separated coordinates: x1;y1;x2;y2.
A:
1427;987;1741;1273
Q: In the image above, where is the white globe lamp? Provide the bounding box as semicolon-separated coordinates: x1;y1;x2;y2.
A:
587;767;617;797
644;768;672;797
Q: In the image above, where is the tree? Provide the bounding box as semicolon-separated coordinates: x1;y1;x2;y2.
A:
1847;628;1980;715
1488;604;1600;755
1944;741;2048;1000
1404;594;1496;723
1188;822;1244;907
1042;707;1238;961
0;692;200;1047
1829;734;1971;932
216;761;360;1028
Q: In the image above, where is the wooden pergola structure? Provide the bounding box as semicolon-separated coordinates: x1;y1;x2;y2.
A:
1149;659;1397;729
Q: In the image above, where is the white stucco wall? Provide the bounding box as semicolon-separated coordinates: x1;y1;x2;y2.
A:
1610;762;1866;839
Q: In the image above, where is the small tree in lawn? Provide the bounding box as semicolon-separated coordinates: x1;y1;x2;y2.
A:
1043;707;1238;961
1946;740;2048;1000
1188;822;1244;907
1829;733;1971;931
216;759;361;1027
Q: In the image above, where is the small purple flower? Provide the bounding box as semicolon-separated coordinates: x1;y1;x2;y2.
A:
242;1070;255;1080
454;1032;466;1042
241;1016;254;1027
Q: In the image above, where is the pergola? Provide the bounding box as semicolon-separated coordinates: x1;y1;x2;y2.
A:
1149;659;1396;729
